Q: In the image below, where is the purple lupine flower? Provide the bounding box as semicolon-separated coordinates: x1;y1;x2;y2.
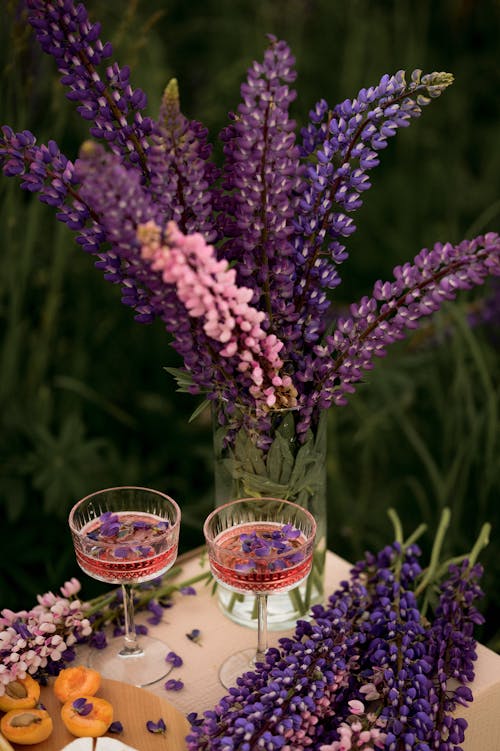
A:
293;69;454;347
0;127;82;219
238;524;300;558
308;232;500;417
26;0;153;175
72;697;93;716
187;536;483;751
216;35;305;336
60;647;76;663
146;718;167;734
352;544;435;748
133;519;152;530
166;651;183;668
186;628;202;645
113;547;131;559
146;600;164;625
187;559;368;749
425;560;484;749
147;79;219;241
99;513;120;537
90;630;107;649
180;586;196;596
12;619;32;640
164;678;184;691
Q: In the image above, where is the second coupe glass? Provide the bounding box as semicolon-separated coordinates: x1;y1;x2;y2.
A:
204;496;316;688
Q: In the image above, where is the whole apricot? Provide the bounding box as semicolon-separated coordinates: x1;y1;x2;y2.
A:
0;675;40;712
0;708;53;745
54;665;101;703
61;695;113;738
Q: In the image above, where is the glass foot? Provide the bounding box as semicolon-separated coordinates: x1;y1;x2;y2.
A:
219;647;259;689
87;634;174;687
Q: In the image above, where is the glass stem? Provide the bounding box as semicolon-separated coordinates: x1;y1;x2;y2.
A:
119;584;143;657
255;594;268;664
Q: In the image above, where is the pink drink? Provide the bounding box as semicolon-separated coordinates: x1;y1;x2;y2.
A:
209;522;313;594
74;511;177;584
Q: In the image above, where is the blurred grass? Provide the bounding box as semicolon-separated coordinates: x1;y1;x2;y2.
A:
0;0;499;648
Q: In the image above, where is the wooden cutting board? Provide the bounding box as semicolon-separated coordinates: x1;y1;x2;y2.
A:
8;678;189;751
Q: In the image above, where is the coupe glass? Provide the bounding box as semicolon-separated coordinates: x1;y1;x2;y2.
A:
204;496;316;688
69;486;181;687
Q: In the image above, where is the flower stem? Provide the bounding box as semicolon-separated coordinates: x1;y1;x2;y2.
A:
84;567;212;627
415;507;451;598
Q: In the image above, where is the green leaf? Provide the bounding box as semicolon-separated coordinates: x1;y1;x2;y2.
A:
233;428;267;476
188;399;210;423
236;470;291;498
266;431;294;484
164;366;197;393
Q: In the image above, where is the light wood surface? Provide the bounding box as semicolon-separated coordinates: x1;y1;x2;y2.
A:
8;677;189;751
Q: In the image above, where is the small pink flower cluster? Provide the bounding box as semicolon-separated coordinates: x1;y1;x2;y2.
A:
0;578;92;694
319;698;387;751
283;669;350;750
138;220;298;411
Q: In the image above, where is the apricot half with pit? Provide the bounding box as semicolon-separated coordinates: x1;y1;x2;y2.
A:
0;676;41;712
54;666;101;703
61;695;113;738
0;708;53;745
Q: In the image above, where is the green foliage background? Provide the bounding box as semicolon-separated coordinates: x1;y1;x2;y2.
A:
1;0;499;648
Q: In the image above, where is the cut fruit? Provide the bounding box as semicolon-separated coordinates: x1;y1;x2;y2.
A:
54;666;102;703
61;696;114;738
0;708;53;745
0;676;41;712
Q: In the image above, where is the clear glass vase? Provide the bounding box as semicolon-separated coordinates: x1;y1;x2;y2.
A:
212;406;327;630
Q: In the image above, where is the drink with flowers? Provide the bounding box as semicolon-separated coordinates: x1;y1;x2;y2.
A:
76;511;178;583
204;497;316;688
69;487;181;687
210;522;313;593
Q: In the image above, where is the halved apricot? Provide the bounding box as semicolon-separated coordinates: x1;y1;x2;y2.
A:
0;708;53;745
0;675;41;712
61;696;113;738
54;666;101;703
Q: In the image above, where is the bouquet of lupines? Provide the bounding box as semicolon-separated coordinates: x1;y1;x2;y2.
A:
2;0;500;446
187;512;489;751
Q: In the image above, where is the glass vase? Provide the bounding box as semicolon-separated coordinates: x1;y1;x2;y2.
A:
212;406;327;630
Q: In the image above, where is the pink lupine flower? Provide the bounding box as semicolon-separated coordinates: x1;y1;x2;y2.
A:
60;578;81;597
347;699;365;715
359;682;380;701
138;220;298;413
36;592;58;607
